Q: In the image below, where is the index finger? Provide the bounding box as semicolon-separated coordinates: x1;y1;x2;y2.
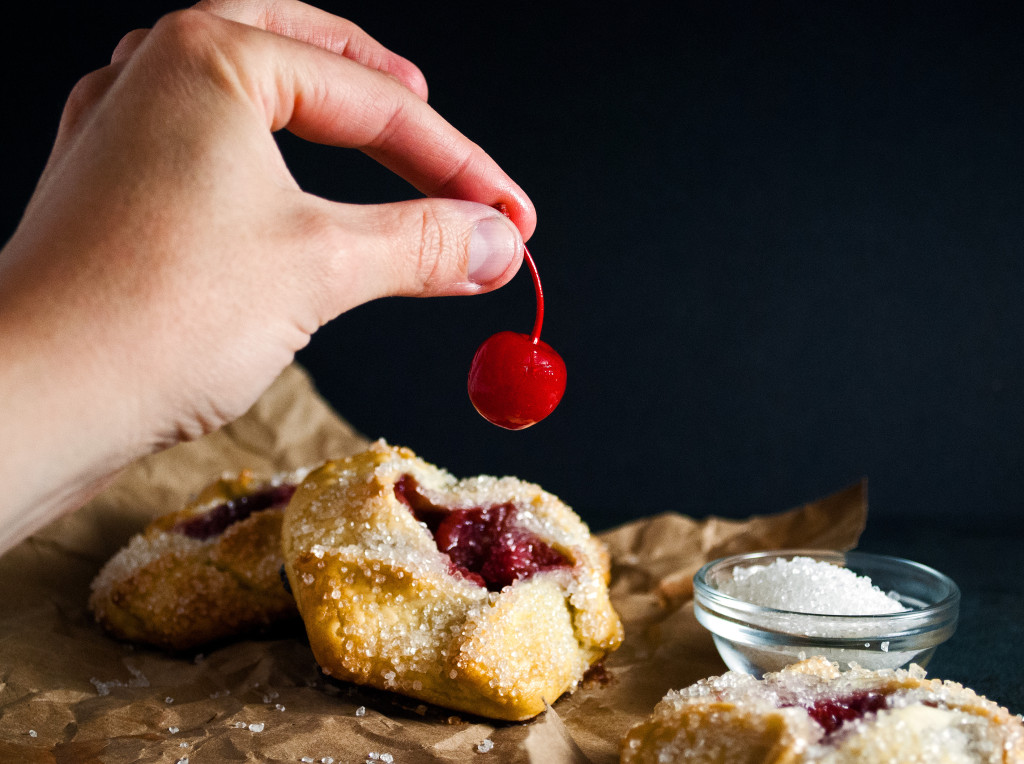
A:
193;0;429;100
198;11;536;236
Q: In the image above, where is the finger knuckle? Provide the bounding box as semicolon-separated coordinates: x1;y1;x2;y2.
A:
62;69;112;128
111;28;146;59
147;9;241;83
414;205;449;289
149;8;216;49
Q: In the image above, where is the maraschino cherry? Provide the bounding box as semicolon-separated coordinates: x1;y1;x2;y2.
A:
467;205;567;430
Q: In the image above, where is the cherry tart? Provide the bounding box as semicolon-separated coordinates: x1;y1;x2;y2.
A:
280;440;623;721
89;469;305;651
621;657;1024;764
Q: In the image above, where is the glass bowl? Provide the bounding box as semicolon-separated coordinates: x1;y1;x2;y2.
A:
693;549;959;677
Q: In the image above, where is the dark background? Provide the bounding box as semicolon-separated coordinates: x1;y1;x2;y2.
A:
3;0;1022;711
3;1;1022;532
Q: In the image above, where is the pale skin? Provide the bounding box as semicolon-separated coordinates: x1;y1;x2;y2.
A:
0;0;537;555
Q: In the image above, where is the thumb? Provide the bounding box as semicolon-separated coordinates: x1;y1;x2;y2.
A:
323;197;526;308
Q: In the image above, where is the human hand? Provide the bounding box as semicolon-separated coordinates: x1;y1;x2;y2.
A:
0;0;535;550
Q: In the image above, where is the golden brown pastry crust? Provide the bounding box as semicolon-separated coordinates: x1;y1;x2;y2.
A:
621;657;1024;764
89;470;302;651
280;440;623;721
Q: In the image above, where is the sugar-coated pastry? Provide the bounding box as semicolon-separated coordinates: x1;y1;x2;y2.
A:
89;469;305;650
280;440;623;721
621;656;1024;764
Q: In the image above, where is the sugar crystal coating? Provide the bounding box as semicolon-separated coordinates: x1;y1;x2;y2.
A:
720;557;907;615
89;468;308;650
280;440;623;721
173;483;296;539
621;657;1024;763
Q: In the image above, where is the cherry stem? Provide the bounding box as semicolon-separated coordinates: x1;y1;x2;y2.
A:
494;202;545;345
523;245;544;344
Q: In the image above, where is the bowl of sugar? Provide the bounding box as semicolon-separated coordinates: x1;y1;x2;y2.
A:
693;549;959;677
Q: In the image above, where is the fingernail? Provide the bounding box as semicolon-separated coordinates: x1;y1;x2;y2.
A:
468;215;519;284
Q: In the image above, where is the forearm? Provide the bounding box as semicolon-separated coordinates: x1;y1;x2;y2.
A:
0;236;146;552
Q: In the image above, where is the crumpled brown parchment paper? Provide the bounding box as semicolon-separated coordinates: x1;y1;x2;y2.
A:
0;365;867;763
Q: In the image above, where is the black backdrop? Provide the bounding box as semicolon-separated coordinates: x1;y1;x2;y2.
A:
4;1;1022;533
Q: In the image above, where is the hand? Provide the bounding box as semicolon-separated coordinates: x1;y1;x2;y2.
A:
0;0;536;552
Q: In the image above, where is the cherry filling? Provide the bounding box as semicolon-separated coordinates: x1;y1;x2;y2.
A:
174;484;297;540
797;691;888;735
394;475;571;591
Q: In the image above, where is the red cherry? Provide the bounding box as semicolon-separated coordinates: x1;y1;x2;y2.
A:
468;329;567;429
468;205;566;429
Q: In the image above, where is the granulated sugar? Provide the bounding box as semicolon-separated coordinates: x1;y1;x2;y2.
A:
475;738;494;753
719;556;907;615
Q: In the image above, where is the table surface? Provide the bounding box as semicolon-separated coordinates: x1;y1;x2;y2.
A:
857;517;1024;717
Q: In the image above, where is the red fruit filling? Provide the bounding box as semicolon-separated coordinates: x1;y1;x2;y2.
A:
394;474;571;591
174;484;296;540
797;691;888;734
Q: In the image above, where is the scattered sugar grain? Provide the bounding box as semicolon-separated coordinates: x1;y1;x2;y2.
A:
476;738;494;753
28;730;37;738
720;556;908;615
301;758;316;763
248;722;265;733
354;706;366;717
90;664;149;696
176;758;189;764
168;726;179;734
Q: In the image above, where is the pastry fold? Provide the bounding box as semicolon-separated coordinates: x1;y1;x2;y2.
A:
281;440;623;721
621;657;1024;764
89;470;302;650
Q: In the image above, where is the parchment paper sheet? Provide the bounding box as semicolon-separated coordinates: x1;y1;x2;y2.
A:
0;365;867;763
